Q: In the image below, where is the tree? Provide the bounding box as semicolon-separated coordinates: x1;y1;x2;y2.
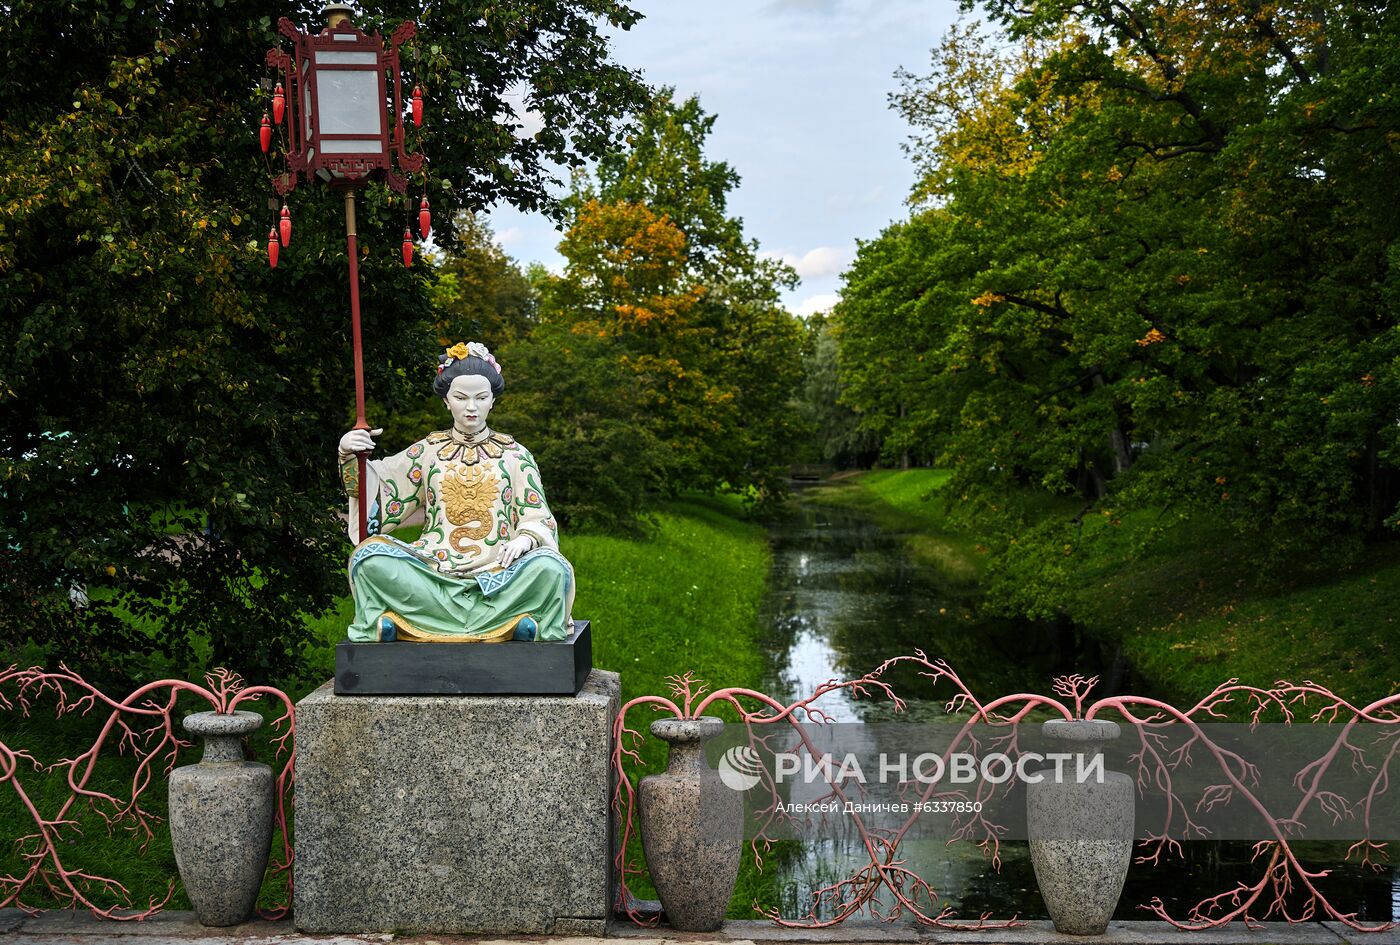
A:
378;212;539;449
506;91;805;526
0;0;648;682
582;90;746;276
428;212;536;348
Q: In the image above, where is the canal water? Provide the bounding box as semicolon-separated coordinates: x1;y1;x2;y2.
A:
757;494;1398;924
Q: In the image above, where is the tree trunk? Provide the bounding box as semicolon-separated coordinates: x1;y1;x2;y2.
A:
1088;462;1108;500
1366;434;1378;534
899;402;910;470
1091;368;1134;474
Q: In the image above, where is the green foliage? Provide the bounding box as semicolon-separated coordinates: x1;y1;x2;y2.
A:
428;212;536;346
577;89;745;276
834;213;969;469
380;213;539;449
0;0;647;682
835;3;1400;619
496;323;667;531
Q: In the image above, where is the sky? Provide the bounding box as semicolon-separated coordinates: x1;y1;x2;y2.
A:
484;0;963;318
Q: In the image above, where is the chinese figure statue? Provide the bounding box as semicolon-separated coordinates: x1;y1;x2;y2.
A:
337;342;574;642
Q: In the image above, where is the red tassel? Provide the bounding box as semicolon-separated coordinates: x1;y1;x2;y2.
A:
419;198;431;239
412;86;423;127
260;114;271;153
402;229;414;268
272;83;285;124
267;227;280;268
279;204;292;247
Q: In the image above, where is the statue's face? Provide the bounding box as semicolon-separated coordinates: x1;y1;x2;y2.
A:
445;374;494;435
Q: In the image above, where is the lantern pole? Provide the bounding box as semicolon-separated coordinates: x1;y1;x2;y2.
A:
343;189;370;543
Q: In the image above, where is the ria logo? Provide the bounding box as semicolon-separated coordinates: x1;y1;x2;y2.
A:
718;745;764;791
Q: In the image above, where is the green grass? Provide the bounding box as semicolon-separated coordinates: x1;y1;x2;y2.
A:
0;496;780;918
569;495;769;706
834;470;1400;709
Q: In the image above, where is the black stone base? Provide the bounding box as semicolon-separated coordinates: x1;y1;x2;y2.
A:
334;620;592;696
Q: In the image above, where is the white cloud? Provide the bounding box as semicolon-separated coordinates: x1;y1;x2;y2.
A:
793;293;840;317
761;245;854;281
495;226;524;247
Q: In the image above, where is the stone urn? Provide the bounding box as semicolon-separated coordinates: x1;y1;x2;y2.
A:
168;711;274;926
1026;718;1134;935
638;716;743;932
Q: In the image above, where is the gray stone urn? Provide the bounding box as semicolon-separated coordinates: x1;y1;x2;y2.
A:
638;716;743;932
168;711;274;926
1026;718;1134;935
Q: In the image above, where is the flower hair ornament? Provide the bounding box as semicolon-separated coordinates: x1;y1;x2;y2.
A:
437;341;503;380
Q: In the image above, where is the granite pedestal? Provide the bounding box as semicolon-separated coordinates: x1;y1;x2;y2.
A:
293;668;620;935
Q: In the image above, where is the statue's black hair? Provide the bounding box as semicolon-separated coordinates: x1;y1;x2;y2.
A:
432;354;504;399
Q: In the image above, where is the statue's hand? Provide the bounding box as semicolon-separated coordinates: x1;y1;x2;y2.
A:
498;534;536;569
338;427;383;458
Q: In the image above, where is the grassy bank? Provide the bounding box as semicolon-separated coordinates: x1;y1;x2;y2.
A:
567;495;770;707
825;470;1400;708
0;496;778;917
1063;511;1400;707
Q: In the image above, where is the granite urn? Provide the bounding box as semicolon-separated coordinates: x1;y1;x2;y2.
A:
638;716;743;932
168;710;274;926
1025;718;1134;935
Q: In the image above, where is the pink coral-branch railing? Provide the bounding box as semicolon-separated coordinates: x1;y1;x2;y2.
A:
611;652;1400;932
3;653;1394;929
0;665;294;920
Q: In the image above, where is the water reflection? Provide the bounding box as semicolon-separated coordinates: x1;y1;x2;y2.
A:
759;495;1396;923
761;502;1133;722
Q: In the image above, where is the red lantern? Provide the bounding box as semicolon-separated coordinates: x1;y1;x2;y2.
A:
402;229;414;267
279;204;292;247
418;197;431;239
412;86;423;127
272;83;285;124
260;114;272;153
267;227;280;268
